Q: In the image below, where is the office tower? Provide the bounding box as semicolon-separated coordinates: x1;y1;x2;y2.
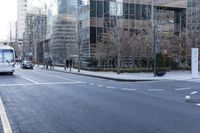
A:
17;0;28;40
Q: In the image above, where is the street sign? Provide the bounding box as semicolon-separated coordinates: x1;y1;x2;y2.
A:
192;48;199;79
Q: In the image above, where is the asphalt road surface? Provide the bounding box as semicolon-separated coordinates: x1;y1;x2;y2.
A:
0;67;200;133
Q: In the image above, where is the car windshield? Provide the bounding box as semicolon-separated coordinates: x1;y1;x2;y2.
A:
23;61;31;64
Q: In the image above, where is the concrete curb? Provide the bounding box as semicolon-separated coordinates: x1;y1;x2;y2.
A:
39;67;159;82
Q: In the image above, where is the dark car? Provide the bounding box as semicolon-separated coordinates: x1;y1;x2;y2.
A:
21;61;34;69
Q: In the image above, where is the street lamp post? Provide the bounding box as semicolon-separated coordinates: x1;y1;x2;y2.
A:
43;39;45;68
114;1;122;74
152;0;157;77
153;25;157;77
78;40;81;72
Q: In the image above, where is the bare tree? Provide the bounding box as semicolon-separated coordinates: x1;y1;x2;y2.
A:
156;30;190;69
95;29;154;71
172;31;190;69
95;31;117;70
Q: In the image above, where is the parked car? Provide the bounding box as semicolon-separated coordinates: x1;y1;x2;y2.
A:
21;60;33;69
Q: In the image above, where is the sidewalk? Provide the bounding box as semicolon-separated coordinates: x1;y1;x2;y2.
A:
38;65;200;82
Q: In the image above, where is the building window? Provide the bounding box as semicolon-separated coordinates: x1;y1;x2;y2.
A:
90;0;96;17
129;4;135;19
136;4;141;20
123;3;129;19
97;1;103;17
90;27;96;43
104;1;109;18
142;5;151;20
110;1;123;17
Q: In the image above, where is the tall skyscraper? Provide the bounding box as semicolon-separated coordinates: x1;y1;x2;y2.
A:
17;0;28;40
45;0;77;64
58;0;77;14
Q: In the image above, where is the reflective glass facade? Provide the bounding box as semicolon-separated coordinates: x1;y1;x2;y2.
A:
187;0;200;47
78;0;186;59
46;0;77;64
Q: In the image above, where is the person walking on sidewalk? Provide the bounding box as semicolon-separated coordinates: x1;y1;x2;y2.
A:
45;58;49;69
69;58;72;71
49;58;53;69
65;59;69;71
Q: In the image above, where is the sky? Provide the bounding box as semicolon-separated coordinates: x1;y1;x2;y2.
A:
0;0;17;41
0;0;47;42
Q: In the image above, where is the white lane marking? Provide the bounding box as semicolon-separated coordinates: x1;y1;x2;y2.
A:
0;97;12;133
190;91;198;95
32;71;80;82
185;95;191;100
90;83;95;86
196;104;200;106
97;85;103;88
20;75;39;84
39;81;84;85
0;83;35;87
134;80;164;83
106;86;115;89
121;88;136;91
148;89;164;91
0;82;83;87
175;87;191;91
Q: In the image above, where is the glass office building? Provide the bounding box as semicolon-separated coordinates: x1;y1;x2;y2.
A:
78;0;186;59
46;0;77;64
187;0;200;47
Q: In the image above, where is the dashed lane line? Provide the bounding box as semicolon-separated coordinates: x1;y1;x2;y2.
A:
89;83;95;86
175;87;191;91
190;91;198;95
106;86;115;89
196;104;200;106
97;85;103;88
121;88;136;91
0;97;12;133
148;89;165;91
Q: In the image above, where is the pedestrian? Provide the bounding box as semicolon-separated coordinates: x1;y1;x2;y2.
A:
46;59;48;69
69;58;72;71
65;59;69;70
47;58;51;69
49;58;53;69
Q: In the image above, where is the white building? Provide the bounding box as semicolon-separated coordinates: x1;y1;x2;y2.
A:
17;0;28;40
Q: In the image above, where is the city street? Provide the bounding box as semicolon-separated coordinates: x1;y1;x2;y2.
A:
0;67;200;133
